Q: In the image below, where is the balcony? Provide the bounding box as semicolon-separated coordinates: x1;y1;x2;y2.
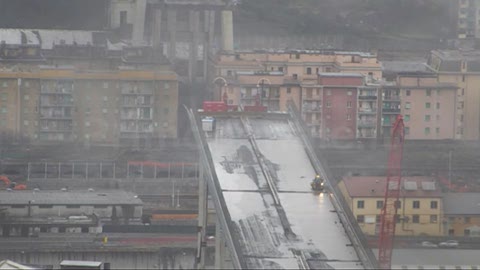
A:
358;108;377;114
382;108;401;114
357;121;376;128
358;95;377;100
383;96;400;101
303;104;322;112
357;133;376;139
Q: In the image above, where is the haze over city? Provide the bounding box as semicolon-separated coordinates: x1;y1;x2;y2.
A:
0;0;479;269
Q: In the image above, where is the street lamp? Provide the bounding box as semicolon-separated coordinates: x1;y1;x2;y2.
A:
213;77;228;102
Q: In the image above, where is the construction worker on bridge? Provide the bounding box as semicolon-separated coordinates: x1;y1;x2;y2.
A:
311;174;324;191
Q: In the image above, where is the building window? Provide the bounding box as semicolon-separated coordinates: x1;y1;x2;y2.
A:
357;215;365;223
1;108;7;114
465;229;470;236
462;88;465;95
164;108;169;115
436;102;440;109
357;200;365;209
120;10;127;25
23;120;29;126
412;215;420;223
306;67;312;75
347;91;352;96
326;101;331;108
404;115;410;121
85;121;90;127
326;89;331;95
436;115;440;121
376;200;384;209
413;200;420;209
406;90;411;96
287;88;291;94
460;114;464;122
2;81;8;88
347;114;351;120
295;54;300;59
278;67;284;72
376;215;381;223
425;115;431;122
425;127;431;135
430;201;438;209
347;101;352;108
24;94;29;101
465;217;471;223
436;127;440;134
425;102;431;109
39;205;53;209
405;102;411;109
459;102;464;109
66;205;81;209
1;93;7;101
103;96;108;101
164;82;170;89
102;108;108;114
430;215;438;223
426;89;431;96
103;82;109;89
462;75;465;82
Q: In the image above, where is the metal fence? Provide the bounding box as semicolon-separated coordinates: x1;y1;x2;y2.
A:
0;161;199;180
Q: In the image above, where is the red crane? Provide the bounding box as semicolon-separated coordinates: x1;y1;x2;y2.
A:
378;115;405;269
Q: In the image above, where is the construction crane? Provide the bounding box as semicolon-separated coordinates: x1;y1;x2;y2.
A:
378;115;405;269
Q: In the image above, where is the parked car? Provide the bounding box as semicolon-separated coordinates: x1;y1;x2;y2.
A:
421;241;438;248
439;240;459;248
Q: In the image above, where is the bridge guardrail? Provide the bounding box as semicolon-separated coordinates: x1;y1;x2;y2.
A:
186;107;246;269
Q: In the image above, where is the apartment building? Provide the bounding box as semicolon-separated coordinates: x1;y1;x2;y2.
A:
338;176;443;237
443;193;480;237
397;72;457;140
427;50;480;140
211;50;382;140
0;31;178;145
457;0;480;39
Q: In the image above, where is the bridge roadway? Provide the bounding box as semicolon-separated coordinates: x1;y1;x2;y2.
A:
204;115;366;269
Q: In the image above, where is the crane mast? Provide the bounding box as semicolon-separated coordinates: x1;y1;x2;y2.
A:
378;115;405;269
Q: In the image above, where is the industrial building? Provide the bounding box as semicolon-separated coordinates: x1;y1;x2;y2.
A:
0;190;143;237
0;29;178;145
443;193;480;237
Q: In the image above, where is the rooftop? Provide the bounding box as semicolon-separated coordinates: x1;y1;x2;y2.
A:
432;49;480;61
342;176;442;198
0;190;142;206
443;193;480;215
318;72;364;77
227;49;376;57
382;61;429;74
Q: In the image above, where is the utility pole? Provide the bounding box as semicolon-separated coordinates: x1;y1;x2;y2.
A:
448;150;452;192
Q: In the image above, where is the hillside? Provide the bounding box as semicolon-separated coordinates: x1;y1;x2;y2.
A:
235;0;455;39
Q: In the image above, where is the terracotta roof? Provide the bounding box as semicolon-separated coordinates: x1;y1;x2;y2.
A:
342;176;442;198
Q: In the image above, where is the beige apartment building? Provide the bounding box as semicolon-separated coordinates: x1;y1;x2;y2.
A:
396;72;457;140
211;50;382;139
427;50;480;140
0;37;178;145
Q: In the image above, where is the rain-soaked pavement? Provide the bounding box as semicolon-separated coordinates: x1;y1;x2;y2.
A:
206;117;363;269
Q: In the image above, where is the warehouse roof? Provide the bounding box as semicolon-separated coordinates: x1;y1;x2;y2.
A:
0;190;142;206
443;193;480;215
